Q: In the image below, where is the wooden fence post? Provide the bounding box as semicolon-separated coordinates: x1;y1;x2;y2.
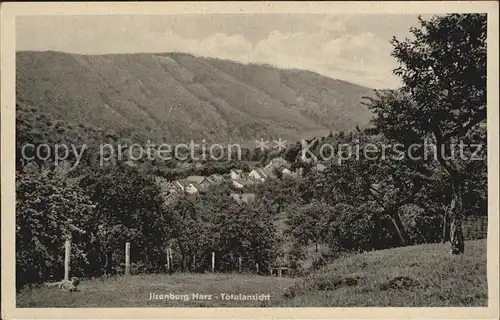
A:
238;257;242;273
64;239;71;280
125;242;130;276
166;248;170;272
211;252;215;273
481;216;486;238
168;248;173;272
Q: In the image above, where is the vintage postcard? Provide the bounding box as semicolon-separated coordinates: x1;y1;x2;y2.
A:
1;1;499;319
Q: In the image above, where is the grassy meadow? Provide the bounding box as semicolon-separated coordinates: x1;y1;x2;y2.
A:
282;239;487;307
17;239;487;307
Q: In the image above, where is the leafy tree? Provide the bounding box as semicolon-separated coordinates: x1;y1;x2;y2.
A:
286;200;331;254
256;179;302;214
167;198;204;271
325;202;376;254
79;166;169;274
198;188;282;273
366;14;487;254
16;163;95;287
302;132;424;245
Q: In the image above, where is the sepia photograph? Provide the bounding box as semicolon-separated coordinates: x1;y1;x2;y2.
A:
1;1;499;319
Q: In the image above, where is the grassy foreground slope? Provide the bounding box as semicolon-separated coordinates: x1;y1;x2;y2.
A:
282;239;487;307
17;240;486;307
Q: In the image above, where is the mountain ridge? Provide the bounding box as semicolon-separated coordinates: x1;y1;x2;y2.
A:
16;50;376;143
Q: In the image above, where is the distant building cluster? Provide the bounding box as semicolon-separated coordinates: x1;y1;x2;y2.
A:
156;157;321;205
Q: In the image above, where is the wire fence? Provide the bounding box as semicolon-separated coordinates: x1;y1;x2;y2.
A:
58;216;487;281
462;215;487;240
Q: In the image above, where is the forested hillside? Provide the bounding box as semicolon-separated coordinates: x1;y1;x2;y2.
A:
17;51;375;143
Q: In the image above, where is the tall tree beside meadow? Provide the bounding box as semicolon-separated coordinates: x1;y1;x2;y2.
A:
79;165;170;273
15;163;96;287
365;14;487;254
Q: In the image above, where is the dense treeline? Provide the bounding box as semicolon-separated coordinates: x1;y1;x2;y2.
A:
16;159;282;288
285;129;486;265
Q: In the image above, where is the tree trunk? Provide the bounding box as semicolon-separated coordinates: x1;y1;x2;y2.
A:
104;251;113;276
433;129;466;254
179;248;186;272
442;208;449;243
370;193;411;247
449;176;465;254
371;212;382;250
389;211;411;246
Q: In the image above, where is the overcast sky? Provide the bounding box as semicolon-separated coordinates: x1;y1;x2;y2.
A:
16;14;429;89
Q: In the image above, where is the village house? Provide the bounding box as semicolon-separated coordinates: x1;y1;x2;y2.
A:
155;177;182;205
163;181;181;195
154;177;174;194
186;175;212;191
163;188;181;204
173;180;186;192
185;184;200;194
208;173;225;185
171;179;200;195
232;179;255;189
262;165;279;180
248;168;267;182
261;157;289;180
230;169;245;180
281;167;298;179
183;182;200;194
267;157;289;169
230;192;256;204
